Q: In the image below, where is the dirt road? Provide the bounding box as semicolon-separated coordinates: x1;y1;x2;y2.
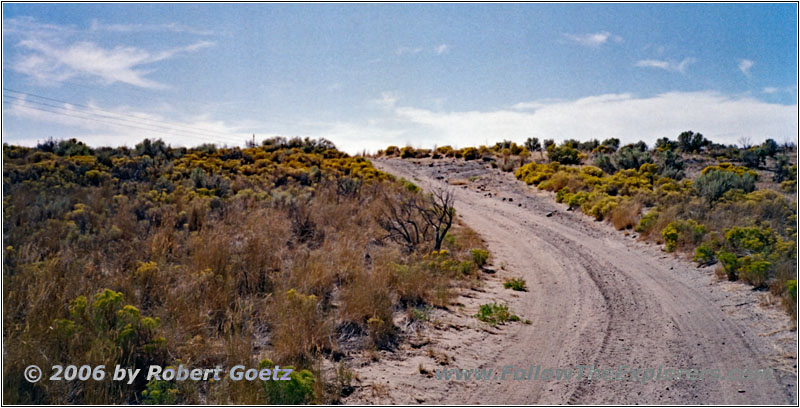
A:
366;157;797;405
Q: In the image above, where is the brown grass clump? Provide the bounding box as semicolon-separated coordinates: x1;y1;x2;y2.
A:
610;198;643;230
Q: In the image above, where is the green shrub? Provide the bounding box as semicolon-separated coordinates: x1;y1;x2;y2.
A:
614;145;653;170
593;153;616;174
470;249;489;267
635;209;660;233
738;255;771;287
503;277;527;291
656;149;685;180
724;226;776;254
547;145;581;165
461;147;479;160
662;220;706;252
475;303;519;325
693;243;715;265
662;224;679;252
787;280;797;302
142;380;178;405
717;251;740;281
260;359;316;404
694;168;756;203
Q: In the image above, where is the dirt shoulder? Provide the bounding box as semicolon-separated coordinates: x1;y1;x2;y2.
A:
343;157;797;405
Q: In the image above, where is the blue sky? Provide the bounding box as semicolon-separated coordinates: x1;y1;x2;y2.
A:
2;3;797;153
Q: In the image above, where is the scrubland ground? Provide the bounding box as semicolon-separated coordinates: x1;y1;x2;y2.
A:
2;138;493;404
352;157;797;405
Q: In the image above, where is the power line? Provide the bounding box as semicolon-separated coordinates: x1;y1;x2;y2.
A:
3;98;243;145
3;93;244;144
3;88;245;142
4;99;245;146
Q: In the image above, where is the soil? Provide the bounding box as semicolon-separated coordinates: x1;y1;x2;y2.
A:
342;157;797;405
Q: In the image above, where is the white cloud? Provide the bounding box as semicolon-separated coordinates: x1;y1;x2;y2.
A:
4;96;248;147
6;16;214;88
305;121;409;155
635;58;695;73
763;87;779;94
385;91;796;150
372;91;400;109
5;91;795;155
395;46;423;55
88;19;214;36
564;31;622;47
435;44;448;55
738;59;754;76
13;39;214;88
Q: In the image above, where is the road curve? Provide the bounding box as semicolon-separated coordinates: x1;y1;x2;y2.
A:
373;157;797;405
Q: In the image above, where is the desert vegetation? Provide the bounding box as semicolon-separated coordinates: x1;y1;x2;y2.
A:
2;137;490;404
382;133;797;318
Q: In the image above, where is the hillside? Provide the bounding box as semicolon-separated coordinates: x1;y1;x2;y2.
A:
380;133;798;317
2;137;491;404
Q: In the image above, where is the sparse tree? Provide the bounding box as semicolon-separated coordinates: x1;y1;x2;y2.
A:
678;131;709;153
525;137;541;153
377;186;456;252
417;188;456;251
737;136;752;150
377;189;429;252
601;138;620;152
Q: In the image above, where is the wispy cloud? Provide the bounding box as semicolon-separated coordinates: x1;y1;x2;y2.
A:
372;91;400;109
564;31;622;47
395;46;423;56
88;19;214;36
763;87;779;94
635;57;695;73
738;59;754;76
14;39;214;88
6;16;214;88
434;44;448;55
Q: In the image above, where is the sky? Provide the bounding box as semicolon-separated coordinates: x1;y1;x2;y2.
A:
2;3;798;154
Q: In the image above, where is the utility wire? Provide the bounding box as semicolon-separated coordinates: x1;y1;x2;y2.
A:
4;98;245;146
3;93;244;144
3;88;245;142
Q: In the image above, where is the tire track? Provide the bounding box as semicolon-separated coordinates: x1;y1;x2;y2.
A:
373;158;796;405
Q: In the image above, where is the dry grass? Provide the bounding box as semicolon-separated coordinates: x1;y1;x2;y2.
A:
610;199;643;230
2;140;489;404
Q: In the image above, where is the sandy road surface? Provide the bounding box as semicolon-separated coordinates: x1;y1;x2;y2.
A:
365;157;796;405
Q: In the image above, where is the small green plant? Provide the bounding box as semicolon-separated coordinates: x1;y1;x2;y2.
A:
367;316;394;350
717;251;739;281
662;224;679;252
408;306;431;322
470;249;489;267
635;209;659;233
787;280;797;302
503;277;527;291
475;303;519;325
142;380;178;405
738;255;770;287
662;220;707;252
461;147;479;160
260;359;316;404
693;243;715;265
